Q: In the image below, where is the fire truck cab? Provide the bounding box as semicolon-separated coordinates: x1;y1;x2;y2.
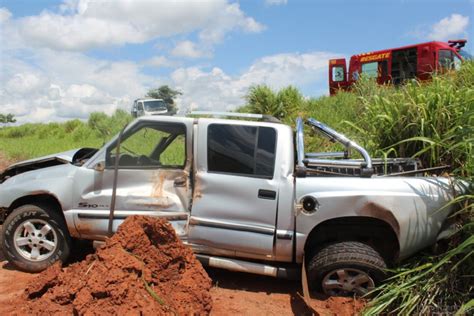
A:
329;40;469;95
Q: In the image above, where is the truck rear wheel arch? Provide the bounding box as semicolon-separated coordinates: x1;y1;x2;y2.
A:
304;216;400;264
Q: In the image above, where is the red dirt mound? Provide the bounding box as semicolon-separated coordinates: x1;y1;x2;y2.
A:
15;216;213;315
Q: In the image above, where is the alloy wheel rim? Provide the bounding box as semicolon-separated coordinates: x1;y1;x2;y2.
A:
13;219;58;261
322;268;375;296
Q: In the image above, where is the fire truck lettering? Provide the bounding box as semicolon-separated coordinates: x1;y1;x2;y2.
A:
360;52;390;62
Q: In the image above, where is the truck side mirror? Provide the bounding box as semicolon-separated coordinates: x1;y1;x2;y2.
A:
94;162;105;172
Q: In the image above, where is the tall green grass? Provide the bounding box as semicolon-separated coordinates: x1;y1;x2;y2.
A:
0;110;133;160
238;85;362;153
358;63;473;315
352;64;474;177
363;203;473;315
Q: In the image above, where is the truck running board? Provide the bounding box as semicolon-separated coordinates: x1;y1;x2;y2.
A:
93;243;299;280
195;254;298;279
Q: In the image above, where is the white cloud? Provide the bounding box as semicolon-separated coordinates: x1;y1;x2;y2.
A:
144;56;177;68
171;51;335;112
0;50;157;122
171;41;210;59
14;0;264;51
265;0;288;6
240;52;334;88
427;14;469;40
198;2;265;44
5;73;48;95
48;85;62;101
0;7;11;24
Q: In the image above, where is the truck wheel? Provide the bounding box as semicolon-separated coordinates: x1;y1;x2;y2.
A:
307;241;387;297
1;204;71;272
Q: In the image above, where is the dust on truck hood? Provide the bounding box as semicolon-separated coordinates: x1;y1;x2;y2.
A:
0;148;98;183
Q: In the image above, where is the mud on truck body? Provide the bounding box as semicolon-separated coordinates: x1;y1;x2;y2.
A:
0;113;467;296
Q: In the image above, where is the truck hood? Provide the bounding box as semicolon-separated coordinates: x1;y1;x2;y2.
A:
0;148;97;183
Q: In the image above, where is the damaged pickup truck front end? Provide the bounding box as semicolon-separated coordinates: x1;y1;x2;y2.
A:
0;148;97;222
0;148;98;184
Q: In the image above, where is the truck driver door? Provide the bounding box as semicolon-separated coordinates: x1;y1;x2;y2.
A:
72;118;194;240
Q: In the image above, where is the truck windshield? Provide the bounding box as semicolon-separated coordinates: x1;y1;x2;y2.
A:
144;100;167;112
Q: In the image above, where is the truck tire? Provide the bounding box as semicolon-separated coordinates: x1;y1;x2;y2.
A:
307;241;387;296
1;204;71;272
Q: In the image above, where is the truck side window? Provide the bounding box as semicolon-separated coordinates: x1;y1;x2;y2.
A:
106;122;186;169
438;49;454;70
255;127;276;177
207;124;276;179
361;62;378;78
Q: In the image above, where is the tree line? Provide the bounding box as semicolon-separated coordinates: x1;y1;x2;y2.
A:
0;113;16;124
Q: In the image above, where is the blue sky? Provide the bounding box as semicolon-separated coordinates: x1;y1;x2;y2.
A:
0;0;472;122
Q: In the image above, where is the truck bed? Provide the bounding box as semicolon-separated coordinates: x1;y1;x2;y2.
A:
304;157;420;177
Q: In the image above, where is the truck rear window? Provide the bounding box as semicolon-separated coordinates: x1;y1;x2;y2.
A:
207;124;276;178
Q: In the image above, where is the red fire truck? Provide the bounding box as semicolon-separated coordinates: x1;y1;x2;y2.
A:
329;40;470;95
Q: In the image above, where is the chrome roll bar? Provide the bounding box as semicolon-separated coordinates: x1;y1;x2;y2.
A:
295;117;373;177
295;117;306;170
306;118;372;170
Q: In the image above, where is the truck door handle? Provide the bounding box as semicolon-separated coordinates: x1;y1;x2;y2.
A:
258;189;276;200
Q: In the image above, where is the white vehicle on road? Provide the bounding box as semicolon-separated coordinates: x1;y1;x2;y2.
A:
131;98;168;117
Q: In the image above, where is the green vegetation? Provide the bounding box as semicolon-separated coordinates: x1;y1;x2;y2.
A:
0;113;16;124
0;110;133;160
239;85;305;121
116;127;185;166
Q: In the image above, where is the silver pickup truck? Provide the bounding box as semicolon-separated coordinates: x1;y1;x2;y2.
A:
0;113;465;296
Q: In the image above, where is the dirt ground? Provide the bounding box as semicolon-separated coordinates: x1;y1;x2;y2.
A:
0;246;363;315
0;154;363;315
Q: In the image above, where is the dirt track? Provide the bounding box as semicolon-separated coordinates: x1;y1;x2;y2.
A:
0;154;363;315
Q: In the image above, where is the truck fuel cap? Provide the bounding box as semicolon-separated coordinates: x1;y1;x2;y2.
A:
301;196;319;213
